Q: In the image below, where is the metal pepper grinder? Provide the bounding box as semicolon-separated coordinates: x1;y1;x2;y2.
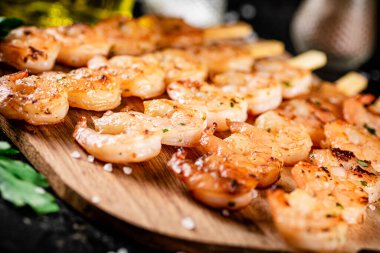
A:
291;0;376;71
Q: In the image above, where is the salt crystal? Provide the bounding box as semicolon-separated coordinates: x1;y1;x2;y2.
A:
122;166;133;175
35;187;46;194
117;248;128;253
369;204;376;211
91;196;100;204
70;151;81;159
181;217;195;230
103;163;113;172
23;217;31;225
222;209;230;216
251;189;258;199
87;155;95;163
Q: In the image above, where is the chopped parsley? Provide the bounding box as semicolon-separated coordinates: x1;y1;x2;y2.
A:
336;202;344;209
360;181;368;187
364;124;377;136
357;159;369;168
179;123;186;126
162;128;169;133
230;102;234;108
282;81;292;87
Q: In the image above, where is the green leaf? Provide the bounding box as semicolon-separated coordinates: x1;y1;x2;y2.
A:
0;156;48;187
0;141;19;155
0;17;24;39
0;141;58;214
0;167;59;214
364;124;377;136
357;159;369;168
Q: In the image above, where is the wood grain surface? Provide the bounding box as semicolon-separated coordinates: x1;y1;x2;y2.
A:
0;93;379;253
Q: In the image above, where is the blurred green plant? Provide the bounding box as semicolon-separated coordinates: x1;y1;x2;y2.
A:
0;0;134;26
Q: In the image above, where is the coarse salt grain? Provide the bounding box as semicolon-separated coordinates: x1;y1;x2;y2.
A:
222;209;230;216
251;189;258;199
117;248;128;253
369;204;376;211
181;217;195;230
87;155;95;163
70;151;81;159
91;196;100;204
103;163;113;172
122;166;133;175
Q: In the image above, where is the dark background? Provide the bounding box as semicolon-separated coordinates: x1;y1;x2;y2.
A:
1;1;380;253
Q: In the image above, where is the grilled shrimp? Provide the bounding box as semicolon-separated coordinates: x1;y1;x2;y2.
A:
95;15;160;56
343;94;380;137
88;55;165;99
150;49;207;83
188;42;254;74
167;80;248;131
0;27;60;73
155;16;203;49
292;161;368;224
93;99;207;147
254;58;313;99
311;148;380;203
73;115;162;163
224;121;283;187
0;71;69;125
168;149;258;210
59;68;121;111
324;120;380;172
255;111;312;165
197;124;282;188
268;188;348;252
45;24;111;68
276;98;337;146
211;72;282;115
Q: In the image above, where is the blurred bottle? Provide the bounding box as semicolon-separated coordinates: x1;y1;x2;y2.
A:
0;0;134;26
291;0;376;71
142;0;227;27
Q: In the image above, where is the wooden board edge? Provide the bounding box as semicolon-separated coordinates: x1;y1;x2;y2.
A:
0;116;287;253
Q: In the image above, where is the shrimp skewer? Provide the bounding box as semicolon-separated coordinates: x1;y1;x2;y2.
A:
199;123;283;188
254;111;312;165
93;99;207;147
324;120;380;172
46;24;111;68
88;55;165;99
211;72;282;115
0;27;60;73
54;68;121;111
275;98;338;146
268;188;348;252
73;115;162;164
150;49;207;83
343;94;380;137
167;80;248;131
0;71;69;125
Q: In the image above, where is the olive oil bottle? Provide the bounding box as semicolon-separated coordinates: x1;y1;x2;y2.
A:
0;0;134;26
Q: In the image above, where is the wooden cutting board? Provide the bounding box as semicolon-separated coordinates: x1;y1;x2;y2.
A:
0;94;380;253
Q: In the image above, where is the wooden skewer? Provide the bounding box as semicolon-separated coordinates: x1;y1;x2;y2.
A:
288;50;327;71
336;72;368;96
203;22;253;42
247;40;285;59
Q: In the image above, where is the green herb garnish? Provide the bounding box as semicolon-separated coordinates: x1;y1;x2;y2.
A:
358;159;369;168
0;17;24;39
336;202;344;209
162;128;169;133
360;181;368;187
179;123;186;126
0;141;59;214
282;81;292;87
364;124;377;136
